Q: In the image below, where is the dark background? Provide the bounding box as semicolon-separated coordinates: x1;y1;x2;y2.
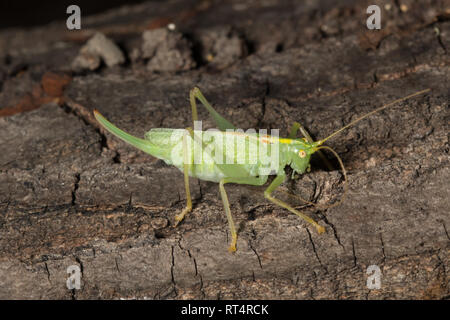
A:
0;0;150;29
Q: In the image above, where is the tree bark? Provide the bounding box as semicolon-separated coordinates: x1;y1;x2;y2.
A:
0;0;448;299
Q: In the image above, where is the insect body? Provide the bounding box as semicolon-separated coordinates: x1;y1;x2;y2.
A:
137;128;313;181
94;87;430;252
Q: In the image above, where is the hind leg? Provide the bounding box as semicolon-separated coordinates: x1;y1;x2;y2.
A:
189;87;236;130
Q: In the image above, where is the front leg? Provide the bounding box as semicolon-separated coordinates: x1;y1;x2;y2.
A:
174;128;194;226
264;173;325;234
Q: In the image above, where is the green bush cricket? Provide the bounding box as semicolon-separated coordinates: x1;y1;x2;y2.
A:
94;87;430;252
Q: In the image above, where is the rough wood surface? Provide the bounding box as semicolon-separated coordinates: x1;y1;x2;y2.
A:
0;0;448;299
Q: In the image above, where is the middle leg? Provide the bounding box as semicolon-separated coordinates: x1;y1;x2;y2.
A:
219;176;267;252
174;128;194;226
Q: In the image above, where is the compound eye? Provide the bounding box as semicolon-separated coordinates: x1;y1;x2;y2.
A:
298;150;306;158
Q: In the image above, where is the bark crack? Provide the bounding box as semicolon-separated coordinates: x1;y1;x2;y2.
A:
351;238;358;268
320;212;344;250
71;173;80;206
434;25;447;53
442;221;449;241
306;228;328;274
379;233;386;264
44;262;51;284
63;100;120;162
170;245;178;296
248;240;263;270
178;238;205;298
115;256;121;275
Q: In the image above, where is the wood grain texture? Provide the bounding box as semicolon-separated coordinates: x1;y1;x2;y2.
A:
0;0;448;299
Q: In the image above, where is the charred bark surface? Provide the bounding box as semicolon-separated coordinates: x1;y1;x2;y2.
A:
0;0;448;299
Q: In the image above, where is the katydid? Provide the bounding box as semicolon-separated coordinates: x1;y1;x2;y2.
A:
93;87;430;252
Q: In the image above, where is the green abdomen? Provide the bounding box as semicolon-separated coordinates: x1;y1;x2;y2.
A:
145;129;286;182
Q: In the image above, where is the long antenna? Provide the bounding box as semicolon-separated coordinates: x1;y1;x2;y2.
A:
317;88;431;145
